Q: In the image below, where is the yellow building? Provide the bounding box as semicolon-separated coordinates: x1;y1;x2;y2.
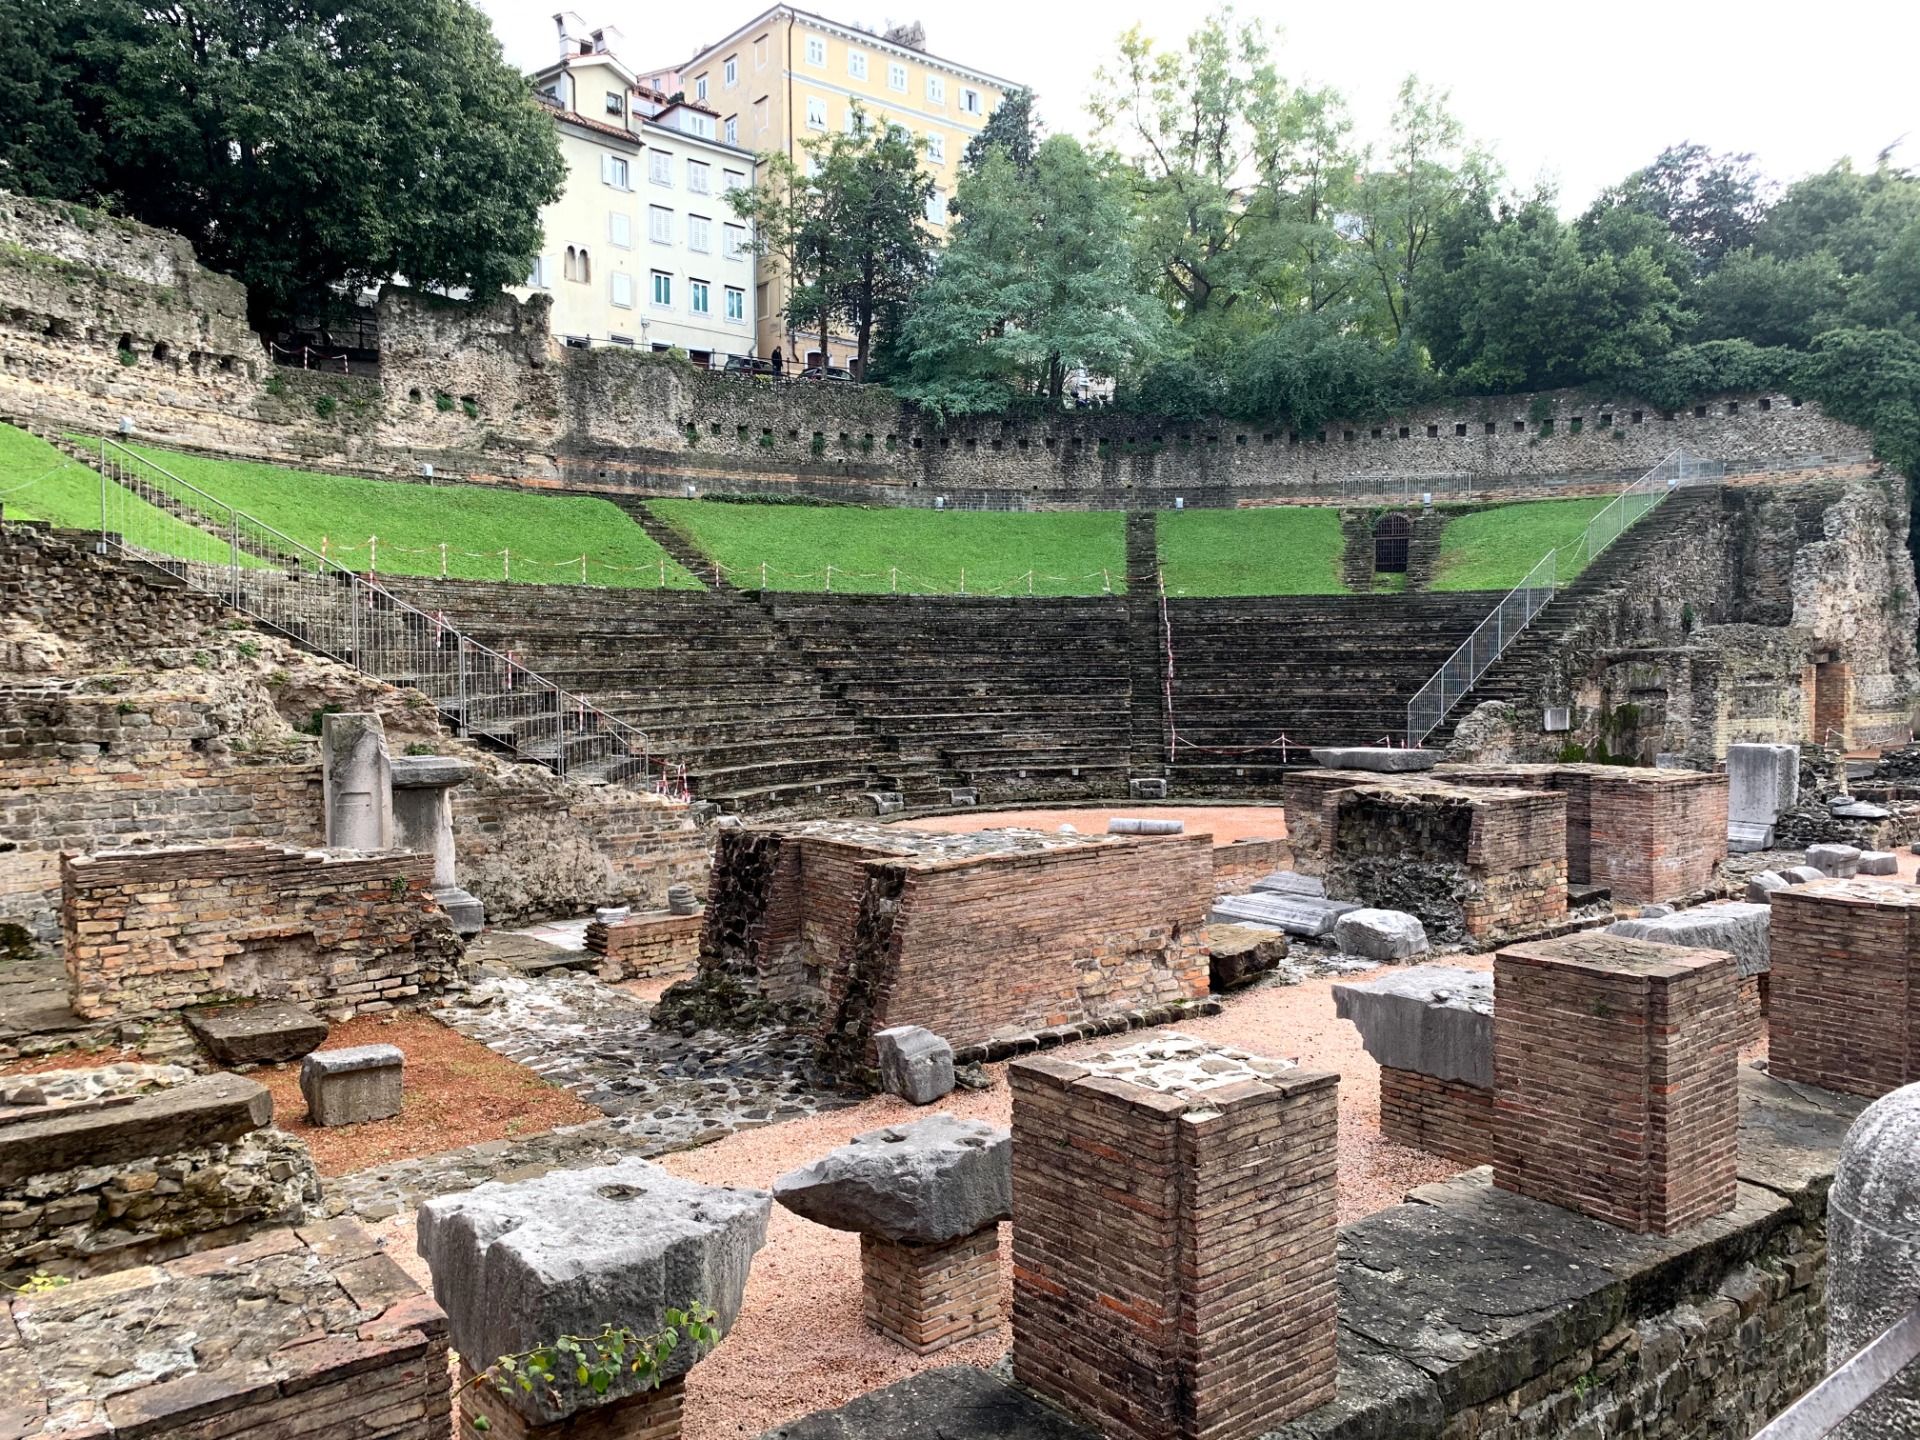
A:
663;7;1020;371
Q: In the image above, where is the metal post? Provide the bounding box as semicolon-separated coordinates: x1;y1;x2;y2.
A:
349;574;361;665
99;437;108;546
229;511;240;609
456;638;468;735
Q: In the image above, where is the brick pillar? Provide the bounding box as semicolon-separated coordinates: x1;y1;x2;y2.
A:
1378;1067;1492;1166
1771;879;1920;1098
458;1366;684;1440
860;1226;1001;1354
1493;933;1739;1234
1010;1037;1338;1440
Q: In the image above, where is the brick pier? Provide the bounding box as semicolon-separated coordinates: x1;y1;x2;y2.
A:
859;1227;1002;1355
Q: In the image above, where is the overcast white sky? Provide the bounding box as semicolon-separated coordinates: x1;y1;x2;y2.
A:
476;0;1919;210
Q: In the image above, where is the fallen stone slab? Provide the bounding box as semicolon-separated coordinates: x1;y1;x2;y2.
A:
1309;747;1440;773
1639;904;1675;918
772;1114;1011;1246
1210;892;1361;938
1332;965;1493;1087
1728;819;1776;853
1746;870;1790;903
300;1044;403;1126
184;1002;329;1065
1783;866;1827;885
418;1158;770;1423
1209;923;1289;992
1607;901;1773;978
1832;800;1892;820
1107;817;1185;835
874;1026;955;1106
1807;843;1863;879
1857;851;1899;876
1251;871;1327;897
0;1073;270;1183
1333;908;1430;963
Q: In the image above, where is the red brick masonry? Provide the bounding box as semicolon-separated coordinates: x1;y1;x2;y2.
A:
587;909;703;980
1011;1040;1338;1440
1493;932;1740;1234
1379;1066;1493;1167
1769;878;1920;1098
459;1367;684;1440
860;1226;1002;1355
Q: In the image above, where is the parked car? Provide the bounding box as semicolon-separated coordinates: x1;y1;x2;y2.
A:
799;365;855;382
722;354;774;376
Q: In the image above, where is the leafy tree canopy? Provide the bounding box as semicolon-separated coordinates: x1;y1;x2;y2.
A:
962;87;1042;174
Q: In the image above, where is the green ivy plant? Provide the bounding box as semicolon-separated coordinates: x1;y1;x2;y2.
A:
458;1305;718;1433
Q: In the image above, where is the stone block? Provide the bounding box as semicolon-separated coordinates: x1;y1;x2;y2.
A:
1250;870;1326;897
299;1044;403;1127
434;887;485;937
1210;891;1360;937
667;883;701;916
948;787;978;806
417;1157;769;1423
1333;965;1493;1087
184;1002;329;1064
1807;843;1863;878
1858;850;1900;876
1333;908;1430;962
1727;743;1799;834
1607;901;1774;978
1309;746;1440;772
1746;870;1790;903
1728;819;1776;853
1208;923;1288;992
772;1113;1010;1245
1784;865;1827;885
320;712;393;851
597;905;633;924
0;1073;271;1183
874;1026;955;1106
1107;817;1184;835
1128;776;1169;799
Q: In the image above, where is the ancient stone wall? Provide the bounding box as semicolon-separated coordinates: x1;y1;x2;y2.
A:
61;842;463;1020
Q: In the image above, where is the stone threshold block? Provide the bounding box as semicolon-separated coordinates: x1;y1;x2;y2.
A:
185;1000;329;1065
860;1227;1002;1355
459;1365;684;1440
0;1071;271;1183
301;1043;404;1127
1494;932;1740;1234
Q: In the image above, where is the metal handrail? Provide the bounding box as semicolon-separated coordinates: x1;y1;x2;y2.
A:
1750;1302;1920;1439
1403;447;1713;747
88;435;671;792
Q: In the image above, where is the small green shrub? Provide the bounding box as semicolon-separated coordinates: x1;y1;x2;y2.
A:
435;392;454;412
462;399;480;420
758;433;775;449
314;395;336;419
265;374;287;397
117;348;137;367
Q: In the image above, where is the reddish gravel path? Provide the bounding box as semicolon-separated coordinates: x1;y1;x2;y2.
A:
906;803;1288;846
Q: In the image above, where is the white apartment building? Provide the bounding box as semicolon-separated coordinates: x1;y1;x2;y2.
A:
517;16;758;365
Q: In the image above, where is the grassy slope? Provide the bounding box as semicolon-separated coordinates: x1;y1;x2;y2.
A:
647;500;1128;596
0;423;242;561
1156;506;1347;596
106;442;700;588
1429;497;1612;591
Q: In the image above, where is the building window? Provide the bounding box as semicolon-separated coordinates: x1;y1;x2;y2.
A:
689;215;711;252
609;333;634;346
847;50;867;80
805;36;825;66
960;87;981;115
687;160;710;194
926;75;945;104
887;122;909;143
527;255;551;288
564;246;591;282
888;62;907;92
604;91;623;115
651;271;672;307
753;33;770;67
723;56;738;86
694;74;708;101
753;96;769;128
649;205;673;244
756;281;769;317
723;168;746;191
806;97;826;130
723;115;738;145
611;272;634;308
608;212;631;247
601;154;630;189
845;107;864;134
725;286;745;322
724;223;747;258
925;131;945;163
926;188;946;224
648;150;671;185
690;279;710;315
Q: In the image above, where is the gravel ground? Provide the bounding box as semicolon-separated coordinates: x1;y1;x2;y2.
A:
373;959;1486;1440
907;803;1288;847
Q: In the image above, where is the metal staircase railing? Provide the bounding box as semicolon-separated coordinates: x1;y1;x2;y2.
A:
1403;448;1722;748
83;435;677;792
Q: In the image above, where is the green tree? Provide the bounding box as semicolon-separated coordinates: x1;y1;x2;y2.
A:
0;0;104;201
962;87;1041;174
4;0;563;327
897;137;1165;416
1691;249;1850;348
1592;142;1768;272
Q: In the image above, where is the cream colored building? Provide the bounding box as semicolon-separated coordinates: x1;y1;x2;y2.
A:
665;6;1020;370
516;17;759;366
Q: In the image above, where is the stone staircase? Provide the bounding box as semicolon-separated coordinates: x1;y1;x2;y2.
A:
1125;513;1168;778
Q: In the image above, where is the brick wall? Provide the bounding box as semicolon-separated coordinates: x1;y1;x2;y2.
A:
1493;933;1740;1233
1211;835;1292;890
1769;879;1920;1098
1379;1067;1492;1167
586;908;702;980
859;1228;1001;1356
61;842;463;1021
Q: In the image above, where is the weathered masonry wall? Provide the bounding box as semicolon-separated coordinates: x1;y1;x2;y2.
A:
0;192;1875;506
61;842;464;1021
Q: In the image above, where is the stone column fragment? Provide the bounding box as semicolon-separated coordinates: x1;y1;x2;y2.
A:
321;711;393;851
391;753;484;935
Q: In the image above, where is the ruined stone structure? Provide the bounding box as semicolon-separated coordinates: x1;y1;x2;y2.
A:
1335;966;1494;1168
685;822;1212;1065
1494;932;1740;1234
1011;1038;1339;1440
61;842;463;1021
1770;879;1920;1098
586;906;704;980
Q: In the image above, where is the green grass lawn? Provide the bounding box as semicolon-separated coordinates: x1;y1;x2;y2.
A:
1430;497;1614;591
93;441;700;588
1156;506;1347;596
647;500;1127;595
0;423;250;563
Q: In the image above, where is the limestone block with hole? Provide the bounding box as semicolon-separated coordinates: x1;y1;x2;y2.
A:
1807;843;1863;879
772;1113;1010;1245
874;1026;955;1106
